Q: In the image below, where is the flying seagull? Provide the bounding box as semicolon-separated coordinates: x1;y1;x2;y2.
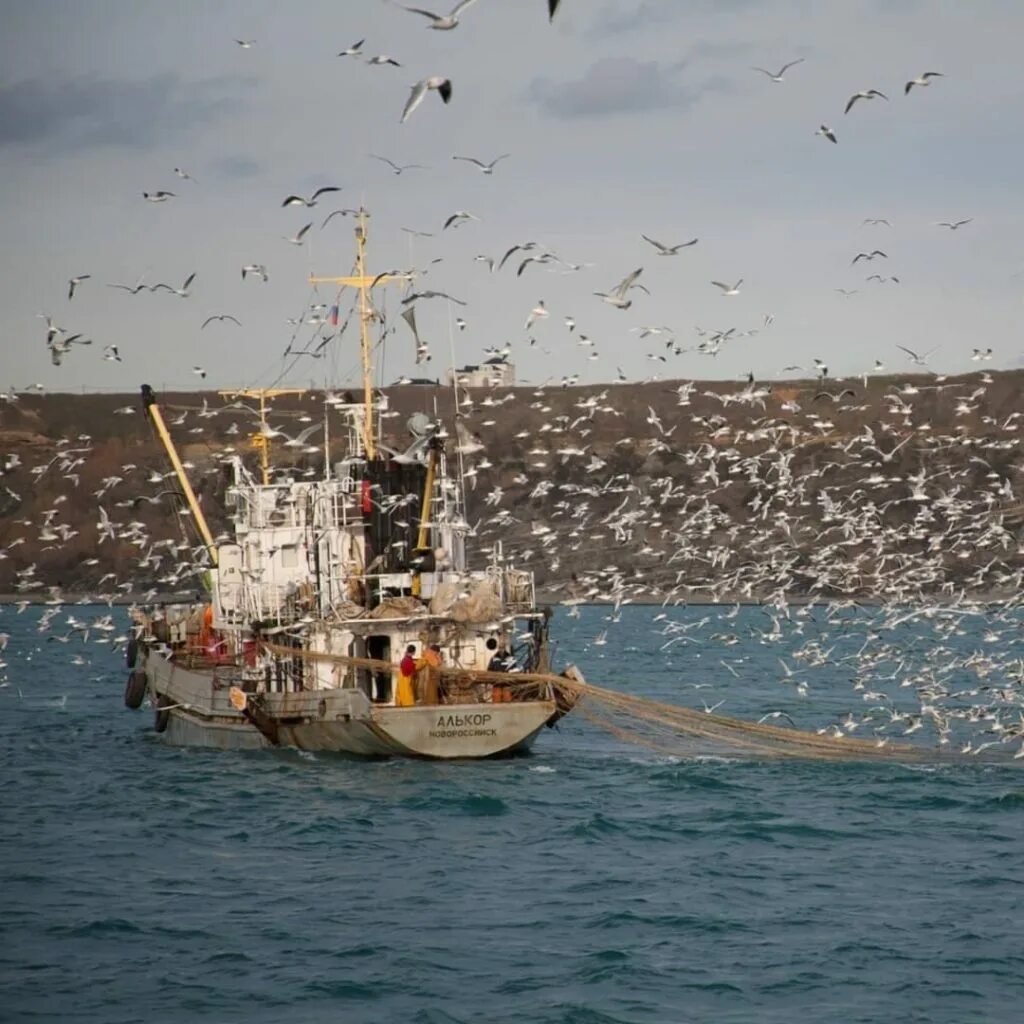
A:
281;187;341;208
143;191;175;202
234;39;255;48
815;124;837;143
151;272;197;298
173;167;196;182
905;72;943;94
752;58;804;82
443;210;479;230
192;366;207;379
371;154;425;175
852;250;887;263
595;268;646;309
283;223;312;246
937;218;972;230
241;264;268;282
863;218;891;226
401;1;480;30
366;55;402;67
896;344;939;366
337;39;365;57
845;89;888;113
711;279;743;296
68;275;90;300
202;314;242;329
400;77;453;123
453;154;510;174
641;234;698;255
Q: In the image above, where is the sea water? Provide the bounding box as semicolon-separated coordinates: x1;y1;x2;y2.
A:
2;604;1023;1023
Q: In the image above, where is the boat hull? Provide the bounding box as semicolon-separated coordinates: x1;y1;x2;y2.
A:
136;652;556;759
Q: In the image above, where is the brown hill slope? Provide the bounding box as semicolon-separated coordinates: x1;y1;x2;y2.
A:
0;371;1021;601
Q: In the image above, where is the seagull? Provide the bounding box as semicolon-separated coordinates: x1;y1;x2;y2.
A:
752;58;804;82
758;711;797;727
234;39;255;48
711;279;743;296
68;275;90;300
452;154;510;174
281;187;341;208
283;223;312;246
845;89;888;113
401;0;480;30
102;344;122;362
173;167;196;182
905;72;943;94
241;264;268;282
337;39;365;57
192;366;207;379
371;154;425;174
525;301;549;330
366;55;402;67
815;124;837;143
863;218;891;226
595;267;645;309
150;272;196;298
108;278;148;294
937;219;972;230
142;191;175;202
443;210;479;230
896;344;939;366
852;250;887;263
641;234;698;255
201;314;242;329
400;77;453;123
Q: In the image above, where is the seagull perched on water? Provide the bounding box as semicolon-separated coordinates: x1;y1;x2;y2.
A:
905;71;943;93
452;154;510;174
711;279;743;296
595;268;646;309
281;186;341;208
752;58;804;82
845;89;888;113
400;0;480;30
641;234;698;255
68;275;90;300
400;77;453;123
815;124;837;143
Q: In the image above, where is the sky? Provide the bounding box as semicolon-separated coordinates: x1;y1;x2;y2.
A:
1;0;1023;393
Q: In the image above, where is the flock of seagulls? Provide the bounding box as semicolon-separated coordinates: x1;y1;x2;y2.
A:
8;0;1024;763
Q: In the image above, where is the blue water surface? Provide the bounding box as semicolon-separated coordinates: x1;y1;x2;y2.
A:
2;603;1023;1024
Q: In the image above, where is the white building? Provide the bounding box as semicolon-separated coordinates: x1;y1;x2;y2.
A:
447;357;515;388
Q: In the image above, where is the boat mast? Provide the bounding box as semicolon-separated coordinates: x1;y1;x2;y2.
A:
218;388;307;485
309;210;411;459
140;384;219;567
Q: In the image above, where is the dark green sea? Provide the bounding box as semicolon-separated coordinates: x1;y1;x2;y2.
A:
3;604;1023;1023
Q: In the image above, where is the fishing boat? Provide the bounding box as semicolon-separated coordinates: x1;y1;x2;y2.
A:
124;213;580;756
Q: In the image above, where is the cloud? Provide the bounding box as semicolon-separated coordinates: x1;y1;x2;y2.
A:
0;73;252;153
529;58;727;119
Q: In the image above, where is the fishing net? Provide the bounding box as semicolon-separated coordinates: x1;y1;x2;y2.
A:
262;643;1021;766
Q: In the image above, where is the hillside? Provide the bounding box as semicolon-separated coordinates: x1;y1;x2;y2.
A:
1;370;1021;603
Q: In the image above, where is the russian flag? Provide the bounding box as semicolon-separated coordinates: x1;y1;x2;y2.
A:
329;304;339;326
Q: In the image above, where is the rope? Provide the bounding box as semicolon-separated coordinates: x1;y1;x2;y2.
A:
260;642;1020;766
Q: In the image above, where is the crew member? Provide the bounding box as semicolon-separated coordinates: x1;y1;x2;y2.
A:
396;644;417;707
418;643;443;705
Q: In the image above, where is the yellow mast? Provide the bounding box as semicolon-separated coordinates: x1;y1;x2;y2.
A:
218;387;307;485
309;210;411;459
140;385;219;568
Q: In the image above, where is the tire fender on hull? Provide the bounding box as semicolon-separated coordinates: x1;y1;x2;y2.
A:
154;694;173;733
124;669;148;710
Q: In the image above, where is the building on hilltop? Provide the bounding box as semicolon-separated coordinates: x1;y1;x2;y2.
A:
447;357;514;388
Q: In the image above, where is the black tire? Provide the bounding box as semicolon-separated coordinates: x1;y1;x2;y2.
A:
124;669;147;710
154;695;173;733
